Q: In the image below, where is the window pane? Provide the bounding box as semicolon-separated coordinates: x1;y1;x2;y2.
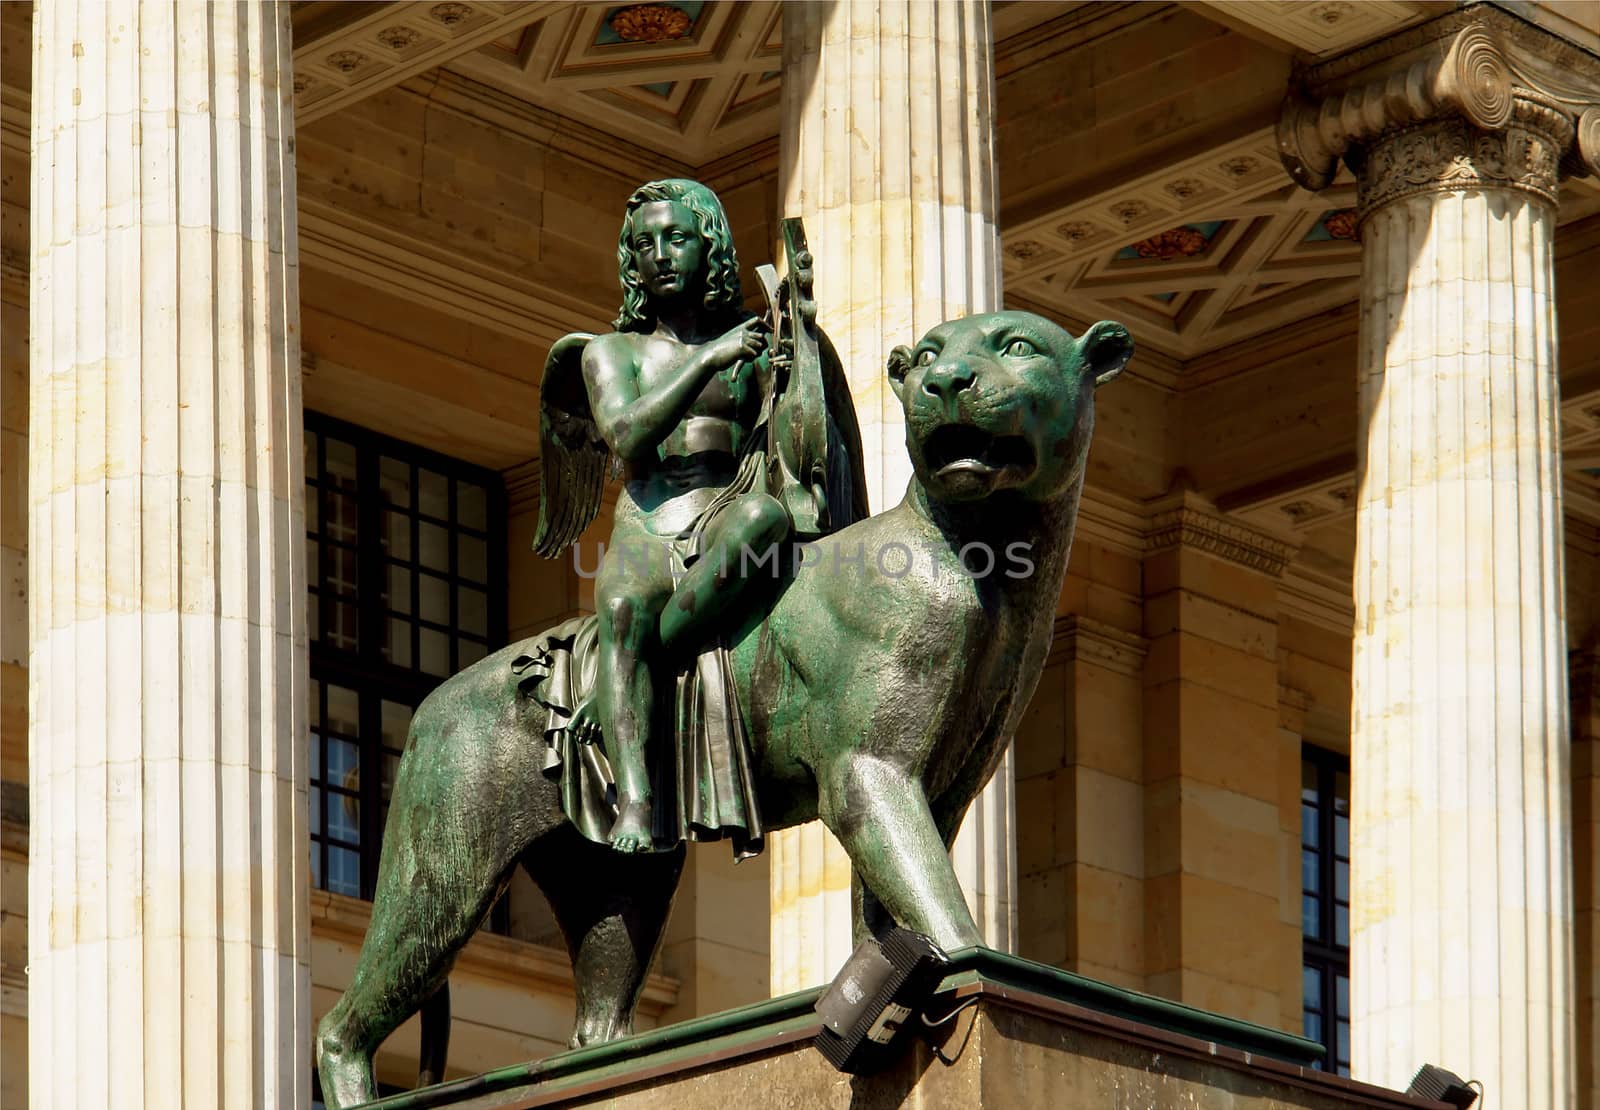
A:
1303;895;1320;940
420;628;450;676
419;572;449;625
384;510;411;560
383;752;400;803
327;737;360;786
419;522;449;572
387;564;411;616
326;790;359;844
324;489;357;544
304;418;504;913
458;483;486;531
380;456;412;508
327;686;359;736
328;847;360;897
384;618;412;668
1303;966;1321;1009
459;586;487;637
419;469;448;520
310;846;321;890
1301;802;1319;848
381;701;411;749
328;544;359;600
330;601;359;652
1336;974;1350;1018
325;438;357;485
1335;903;1349;947
1335;859;1349;901
1302;848;1320;893
458;534;487;584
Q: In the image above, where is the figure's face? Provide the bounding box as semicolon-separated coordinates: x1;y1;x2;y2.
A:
629;201;706;300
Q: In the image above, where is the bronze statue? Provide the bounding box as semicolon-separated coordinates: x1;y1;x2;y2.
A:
530;179;866;858
313;179;1132;1110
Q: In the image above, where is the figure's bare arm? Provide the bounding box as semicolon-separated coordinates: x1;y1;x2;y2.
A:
582;322;766;464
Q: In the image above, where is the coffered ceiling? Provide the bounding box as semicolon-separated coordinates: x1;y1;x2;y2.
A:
1002;129;1365;362
287;2;1600;372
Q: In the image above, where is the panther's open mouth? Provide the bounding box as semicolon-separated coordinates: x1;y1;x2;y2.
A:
922;423;1036;479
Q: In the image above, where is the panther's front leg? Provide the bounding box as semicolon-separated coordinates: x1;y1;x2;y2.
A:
817;753;983;952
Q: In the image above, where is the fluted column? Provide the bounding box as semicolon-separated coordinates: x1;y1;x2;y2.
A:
1281;13;1600;1105
27;4;309;1107
771;0;1010;991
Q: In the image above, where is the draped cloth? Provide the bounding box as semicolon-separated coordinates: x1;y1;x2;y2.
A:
511;504;766;860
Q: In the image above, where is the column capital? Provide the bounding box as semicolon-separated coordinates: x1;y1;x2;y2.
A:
1278;5;1600;214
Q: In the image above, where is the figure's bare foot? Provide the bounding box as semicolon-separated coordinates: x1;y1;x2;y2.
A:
609;797;653;853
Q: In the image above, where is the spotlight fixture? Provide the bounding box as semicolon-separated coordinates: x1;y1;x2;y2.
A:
813;927;950;1074
1405;1064;1478;1108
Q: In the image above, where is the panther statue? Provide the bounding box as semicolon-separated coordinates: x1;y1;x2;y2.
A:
314;310;1132;1108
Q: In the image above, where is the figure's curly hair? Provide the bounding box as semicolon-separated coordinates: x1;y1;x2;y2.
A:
614;179;743;333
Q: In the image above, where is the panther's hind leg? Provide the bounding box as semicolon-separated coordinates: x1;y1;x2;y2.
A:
314;801;521;1110
524;827;686;1047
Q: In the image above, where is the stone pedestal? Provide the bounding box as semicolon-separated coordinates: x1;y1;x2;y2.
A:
771;0;1012;992
353;950;1430;1110
26;3;309;1106
1278;11;1600;1104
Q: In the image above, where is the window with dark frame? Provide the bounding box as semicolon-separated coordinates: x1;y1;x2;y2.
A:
1301;743;1351;1076
304;412;509;933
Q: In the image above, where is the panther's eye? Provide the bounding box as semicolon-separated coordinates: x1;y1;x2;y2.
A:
1004;338;1039;358
915;348;938;366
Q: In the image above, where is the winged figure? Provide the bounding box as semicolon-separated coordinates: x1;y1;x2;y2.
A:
525;179;865;856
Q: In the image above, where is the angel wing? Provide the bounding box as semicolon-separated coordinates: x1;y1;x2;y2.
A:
532;332;610;558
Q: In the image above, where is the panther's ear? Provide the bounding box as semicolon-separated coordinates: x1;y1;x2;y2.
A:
1080;320;1133;388
887;344;914;400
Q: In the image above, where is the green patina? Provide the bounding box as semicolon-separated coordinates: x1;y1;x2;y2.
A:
314;178;1135;1110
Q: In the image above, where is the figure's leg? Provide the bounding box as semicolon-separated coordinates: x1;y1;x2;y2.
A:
817;754;984;952
594;540;673;853
523;828;686;1046
659;492;790;652
314;804;518;1109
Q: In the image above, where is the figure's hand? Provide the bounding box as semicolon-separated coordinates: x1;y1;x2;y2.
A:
706;318;768;372
568;694;602;745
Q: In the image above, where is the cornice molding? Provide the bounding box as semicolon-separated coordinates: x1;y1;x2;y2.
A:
1144;492;1298;577
1278;683;1312;732
504;457;540;512
297;197;608;346
1278;563;1355;636
1278;6;1600;215
402;68;695;182
1049;614;1148;677
1075;485;1151;559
